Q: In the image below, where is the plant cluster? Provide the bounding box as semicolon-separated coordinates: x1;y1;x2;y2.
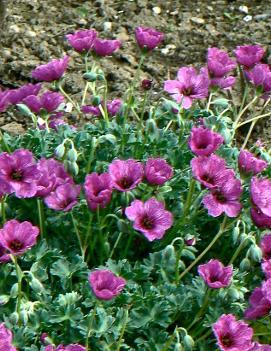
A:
0;25;271;351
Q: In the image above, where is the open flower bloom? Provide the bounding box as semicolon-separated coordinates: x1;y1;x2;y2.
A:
81;99;122;117
84;172;113;211
212;314;254;351
66;29;97;53
0;90;11;112
238;150;267;176
207;47;236;77
210;76;236;90
135;26;164;51
234;45;265;68
44;183;81;211
35;158;73;197
145;158;173;185
0;149;38;198
164;67;209;109
191;154;231;189
0;220;39;257
93;38;121;56
245;64;271;99
260;234;271;260
262;259;271;278
250;177;271;217
251;207;271;229
244;285;271;320
0;323;17;351
202;173;242;217
125;197;173;241
45;345;86;351
89;269;126;300
7;83;42;105
22;91;65;114
250;343;271;351
32;56;69;82
198;259;233;289
108;159;144;192
188;127;224;156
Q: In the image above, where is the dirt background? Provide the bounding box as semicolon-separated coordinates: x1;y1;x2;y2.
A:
0;0;271;142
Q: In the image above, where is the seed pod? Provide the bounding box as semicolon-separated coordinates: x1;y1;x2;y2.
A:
183;334;195;351
240;257;251;271
67;161;79;176
55;143;66;159
30;277;44;293
249;245;262;262
19;310;28;325
91;95;101;106
10;283;18;298
67;148;78;162
83;72;97;82
16;103;34;117
9;312;19;325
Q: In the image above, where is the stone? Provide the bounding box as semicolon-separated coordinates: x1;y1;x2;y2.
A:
190;17;205;24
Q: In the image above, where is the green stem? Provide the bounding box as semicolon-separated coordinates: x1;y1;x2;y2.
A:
195;329;213;344
85;305;97;351
0;129;11;153
109;232;123;259
123;233;133;258
232;95;258;136
139;90;149;128
228;239;247;265
237;111;271;129
70;212;84;259
183;179;196;218
11;255;23;324
206;92;214;112
1;195;6;224
37;198;45;239
179;216;228;281
187;288;211;331
58;84;82;114
116;309;129;351
83;213;93;257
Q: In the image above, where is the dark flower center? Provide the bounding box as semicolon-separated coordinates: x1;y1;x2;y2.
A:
221;333;234;347
213;191;226;203
11;170;23;181
196;141;208;149
9;240;23;251
118;177;134;189
209;275;219;282
140;215;154;230
182;87;193;96
201;174;214;184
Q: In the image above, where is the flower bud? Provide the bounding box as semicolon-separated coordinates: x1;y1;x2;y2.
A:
55;143;66;159
83;72;97;82
141;79;153;90
9;312;19;325
67;161;79;176
183;334;195;351
232;227;240;243
30;277;44;293
228;287;240;301
117;219;129;233
240;257;251;271
91;95;101;106
0;294;9;305
19;310;28;325
146;118;158;134
249;245;262;262
185;234;196;246
67;148;78;162
174;343;183;351
16;103;34;117
10;283;18;298
162;245;175;261
97;73;105;81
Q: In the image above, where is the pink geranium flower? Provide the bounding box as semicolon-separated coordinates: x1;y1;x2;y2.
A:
45;345;86;351
244;285;271;320
238;150;267;176
125;197;173;241
66;29;97;53
93;38;121;56
260;234;271;260
88;269;126;300
32;56;69;82
234;45;265;68
8;83;42;105
251;207;271;229
44;183;81;211
198;259;233;289
207;47;236;77
202;173;242;217
250;343;271;351
164;67;209;109
0;149;38;198
0;90;11;112
23;91;65;114
108;159;144;192
210;76;236;90
188;126;224;156
135;27;164;51
84;172;113;211
0;323;17;351
0;219;39;257
145;158;173;185
212;314;254;351
250;177;271;217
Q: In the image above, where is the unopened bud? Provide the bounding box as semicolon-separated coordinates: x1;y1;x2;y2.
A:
240;257;251;271
83;72;97;82
10;283;18;298
67;148;78;162
185;235;196;246
67;161;79;176
183;334;195;351
55;143;66;158
163;245;175;261
91;95;101;106
0;294;9;305
16;103;34;117
249;245;262;262
30;277;44;293
19;310;28;325
141;79;153;90
9;312;19;325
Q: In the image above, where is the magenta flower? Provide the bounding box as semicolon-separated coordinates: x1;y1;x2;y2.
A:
0;242;11;263
260;234;271;260
107;99;122;116
212;314;254;351
262;259;271;278
0;219;39;257
0;90;11;112
35;158;73;197
164;67;209;109
44;183;81;212
207;47;236;77
135;27;164;51
84;172;113;211
202;174;242;217
234;45;265;68
81;105;101;116
45;345;85;351
66;29;97;53
250;343;271;351
32;56;69;82
261;278;271;302
245;285;271;320
191;154;231;189
23;91;65;114
89;269;126;300
250;177;271;217
245;64;271;99
108;159;144;192
125;197;173;241
238;150;267;176
93;38;121;57
251;207;271;229
0;323;17;351
188;126;224;156
0;149;38;198
145;158;173;185
8;83;42;105
210;76;236;90
198;259;233;289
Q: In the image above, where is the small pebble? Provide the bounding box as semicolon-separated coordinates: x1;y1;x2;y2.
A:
190;17;205;24
152;7;161;15
243;15;252;22
239;5;249;14
103;22;112;31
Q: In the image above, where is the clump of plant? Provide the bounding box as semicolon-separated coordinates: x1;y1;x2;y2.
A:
0;24;271;351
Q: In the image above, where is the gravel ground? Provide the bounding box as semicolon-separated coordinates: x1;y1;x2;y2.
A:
0;0;270;143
